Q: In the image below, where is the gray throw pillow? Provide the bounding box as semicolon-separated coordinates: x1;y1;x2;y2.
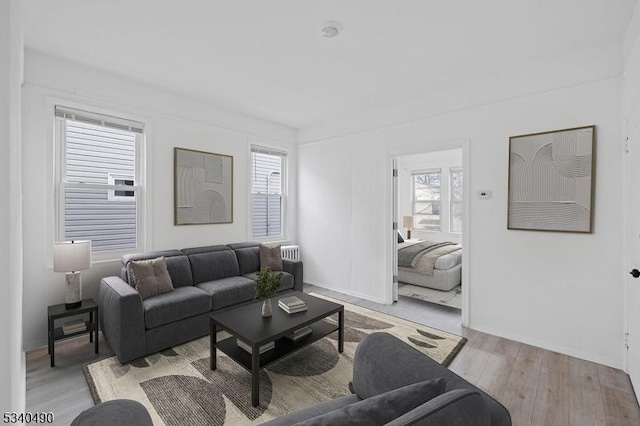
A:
260;244;283;271
291;378;446;426
128;257;174;300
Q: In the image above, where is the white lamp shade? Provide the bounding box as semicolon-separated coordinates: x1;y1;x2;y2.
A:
403;216;414;228
53;240;92;272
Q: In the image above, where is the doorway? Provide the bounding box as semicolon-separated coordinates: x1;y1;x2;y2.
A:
389;142;470;327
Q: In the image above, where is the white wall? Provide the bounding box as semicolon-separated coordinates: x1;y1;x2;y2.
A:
397;149;462;243
299;77;624;367
22;50;298;349
1;0;25;413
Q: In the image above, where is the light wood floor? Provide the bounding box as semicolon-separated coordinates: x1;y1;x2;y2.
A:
26;285;640;426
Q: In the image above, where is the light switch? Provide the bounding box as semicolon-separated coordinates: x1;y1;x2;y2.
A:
477;190;492;199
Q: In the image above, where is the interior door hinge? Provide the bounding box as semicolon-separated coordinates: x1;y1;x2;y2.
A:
393;168;398;177
393;222;398;230
393;275;399;284
625;332;630;349
625;136;630;154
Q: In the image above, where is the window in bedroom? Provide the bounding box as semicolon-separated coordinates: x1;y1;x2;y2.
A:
251;146;287;239
55;106;145;255
412;169;441;231
450;167;463;233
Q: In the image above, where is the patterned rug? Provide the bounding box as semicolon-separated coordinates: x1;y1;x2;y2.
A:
84;293;466;426
398;283;462;310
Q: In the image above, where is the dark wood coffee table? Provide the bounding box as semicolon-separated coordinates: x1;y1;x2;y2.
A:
209;291;344;407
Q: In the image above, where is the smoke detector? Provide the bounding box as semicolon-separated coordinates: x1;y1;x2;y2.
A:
321;21;343;38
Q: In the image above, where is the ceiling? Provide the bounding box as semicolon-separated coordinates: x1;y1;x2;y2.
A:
22;0;638;131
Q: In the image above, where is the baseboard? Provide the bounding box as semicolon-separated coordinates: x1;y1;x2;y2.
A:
471;322;623;370
305;282;388;305
18;351;25;412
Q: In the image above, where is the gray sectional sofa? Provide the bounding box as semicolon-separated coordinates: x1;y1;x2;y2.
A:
99;242;303;363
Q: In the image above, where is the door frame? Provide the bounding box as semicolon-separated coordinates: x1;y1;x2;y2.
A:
386;138;471;327
623;112;640;393
623;115;630;374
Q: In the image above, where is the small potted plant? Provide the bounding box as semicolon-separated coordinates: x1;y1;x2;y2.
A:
254;267;282;317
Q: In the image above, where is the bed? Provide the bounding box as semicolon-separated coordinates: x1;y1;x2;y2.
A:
397;239;462;291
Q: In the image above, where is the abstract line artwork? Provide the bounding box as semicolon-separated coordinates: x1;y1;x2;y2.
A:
174;148;233;225
508;126;594;233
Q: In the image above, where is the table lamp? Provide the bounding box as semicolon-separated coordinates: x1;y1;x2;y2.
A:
403;216;414;239
54;240;91;309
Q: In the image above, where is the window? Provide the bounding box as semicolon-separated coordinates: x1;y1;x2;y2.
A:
412;169;441;231
108;174;135;201
450;167;463;233
55;106;144;253
251;146;286;239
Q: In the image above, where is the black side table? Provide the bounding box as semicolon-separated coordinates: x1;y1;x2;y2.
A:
47;298;99;367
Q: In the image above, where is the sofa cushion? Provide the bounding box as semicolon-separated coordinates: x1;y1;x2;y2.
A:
260;244;283;271
128;257;174;300
260;395;360;426
292;378;447;426
184;247;240;284
243;271;294;292
143;286;211;329
196;276;256;310
228;243;261;275
385;389;492;426
122;250;193;288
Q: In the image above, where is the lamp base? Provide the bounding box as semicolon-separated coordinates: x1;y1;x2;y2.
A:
65;301;82;310
407;229;411;239
65;271;83;308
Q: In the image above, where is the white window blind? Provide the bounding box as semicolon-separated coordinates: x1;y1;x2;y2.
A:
251;146;286;239
56;106;144;253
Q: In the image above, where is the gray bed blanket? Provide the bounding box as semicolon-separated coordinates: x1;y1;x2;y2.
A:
398;241;454;267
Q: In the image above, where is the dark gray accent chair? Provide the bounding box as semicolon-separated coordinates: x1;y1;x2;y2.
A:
262;332;511;426
99;242;303;363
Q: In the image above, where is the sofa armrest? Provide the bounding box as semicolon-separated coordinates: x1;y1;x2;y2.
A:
99;276;146;363
283;260;303;292
71;399;153;426
385;389;492;426
353;332;511;426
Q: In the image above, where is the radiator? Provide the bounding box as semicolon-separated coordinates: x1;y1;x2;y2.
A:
281;245;300;261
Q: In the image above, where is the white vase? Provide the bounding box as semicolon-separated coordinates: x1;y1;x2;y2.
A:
262;298;272;317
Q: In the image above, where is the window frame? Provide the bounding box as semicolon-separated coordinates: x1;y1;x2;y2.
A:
107;173;135;201
411;168;442;232
450;167;463;234
250;145;288;242
54;105;147;261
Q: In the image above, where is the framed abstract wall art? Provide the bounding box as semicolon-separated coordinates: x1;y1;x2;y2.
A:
507;125;595;233
174;147;233;225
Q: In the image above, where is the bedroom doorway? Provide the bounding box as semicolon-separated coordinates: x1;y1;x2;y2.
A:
391;146;469;325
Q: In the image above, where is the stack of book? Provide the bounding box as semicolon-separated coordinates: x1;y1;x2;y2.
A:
287;326;312;341
278;296;307;314
62;319;87;335
236;339;274;355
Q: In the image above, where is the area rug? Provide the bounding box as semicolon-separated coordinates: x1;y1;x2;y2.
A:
398;283;462;310
84;293;466;426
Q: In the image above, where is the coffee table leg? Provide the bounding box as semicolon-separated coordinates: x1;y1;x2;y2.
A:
210;322;217;371
252;347;260;407
338;308;344;353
